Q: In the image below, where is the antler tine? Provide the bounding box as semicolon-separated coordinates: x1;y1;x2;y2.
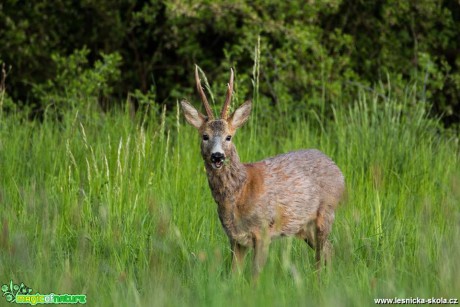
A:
220;68;234;120
195;65;214;120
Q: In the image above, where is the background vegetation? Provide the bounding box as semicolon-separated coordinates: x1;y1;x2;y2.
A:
0;1;459;306
1;0;459;127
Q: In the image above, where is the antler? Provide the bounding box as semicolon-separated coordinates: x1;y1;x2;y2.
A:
220;68;234;120
195;65;214;120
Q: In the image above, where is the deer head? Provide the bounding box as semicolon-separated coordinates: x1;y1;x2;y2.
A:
181;66;251;170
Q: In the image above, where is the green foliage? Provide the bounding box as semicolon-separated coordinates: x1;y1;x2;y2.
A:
1;0;459;127
1;2;459;305
32;48;121;114
0;64;19;118
163;0;358;119
332;0;460;125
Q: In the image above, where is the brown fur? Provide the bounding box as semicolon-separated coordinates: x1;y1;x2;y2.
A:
181;70;344;278
236;163;265;215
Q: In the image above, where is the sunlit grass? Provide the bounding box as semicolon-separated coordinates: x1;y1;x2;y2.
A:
0;87;459;306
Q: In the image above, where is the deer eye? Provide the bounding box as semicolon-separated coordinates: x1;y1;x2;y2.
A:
202;134;209;141
226;135;232;141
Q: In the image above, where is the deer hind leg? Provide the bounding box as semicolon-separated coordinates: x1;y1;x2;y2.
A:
303;221;316;249
231;241;248;274
315;208;334;270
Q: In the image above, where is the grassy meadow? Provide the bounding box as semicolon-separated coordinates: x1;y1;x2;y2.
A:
0;85;459;306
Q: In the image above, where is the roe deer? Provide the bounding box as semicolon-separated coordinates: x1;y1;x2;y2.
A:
181;66;345;277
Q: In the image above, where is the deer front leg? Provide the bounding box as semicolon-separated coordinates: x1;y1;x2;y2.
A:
252;235;270;278
231;241;248;273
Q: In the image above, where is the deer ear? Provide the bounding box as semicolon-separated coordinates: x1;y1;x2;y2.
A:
181;100;206;129
228;100;251;129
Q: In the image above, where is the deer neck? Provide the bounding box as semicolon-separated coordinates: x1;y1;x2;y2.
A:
204;145;247;207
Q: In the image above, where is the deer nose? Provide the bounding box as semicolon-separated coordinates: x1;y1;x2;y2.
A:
211;152;225;162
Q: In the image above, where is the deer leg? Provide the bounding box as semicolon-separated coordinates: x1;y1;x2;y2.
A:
322;239;332;266
314;228;324;271
315;209;334;270
303;220;317;250
252;236;270;279
231;242;248;273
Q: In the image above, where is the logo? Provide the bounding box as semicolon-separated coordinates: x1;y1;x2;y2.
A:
1;281;86;305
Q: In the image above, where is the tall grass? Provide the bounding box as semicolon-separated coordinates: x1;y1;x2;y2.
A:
0;80;459;306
